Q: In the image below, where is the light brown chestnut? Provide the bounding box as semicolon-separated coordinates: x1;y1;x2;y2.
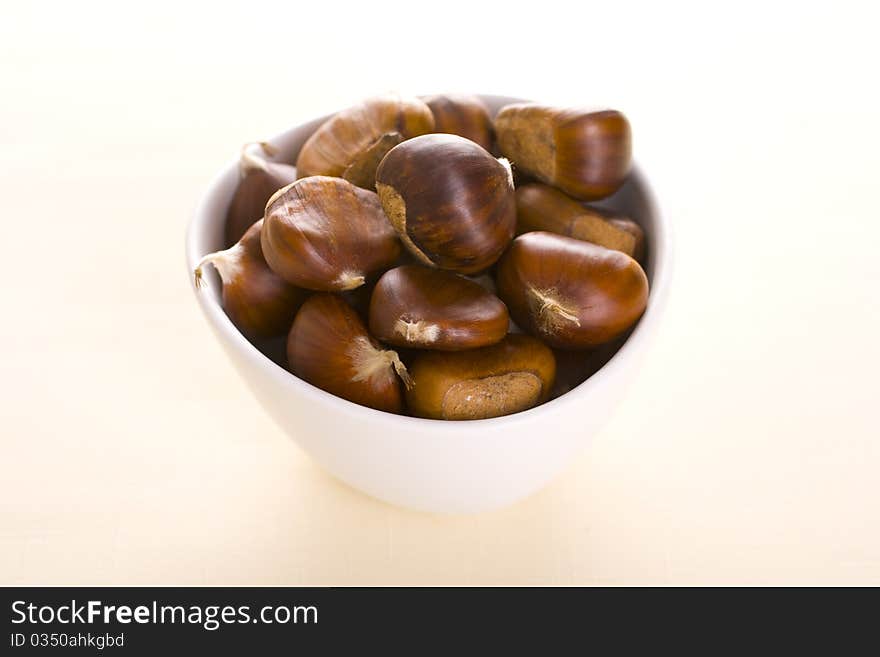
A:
368;265;509;351
225;142;298;247
406;334;556;420
495;104;631;200
296;94;435;190
287;294;410;413
261;176;401;291
515;183;640;257
375;134;516;275
194;219;306;338
607;217;646;262
423;94;494;151
496;231;649;349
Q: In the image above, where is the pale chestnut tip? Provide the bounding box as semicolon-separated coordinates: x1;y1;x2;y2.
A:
239;141;278;174
193;245;244;290
349;336;413;389
335;272;367;291
527;285;582;329
498;157;514;189
394;319;441;345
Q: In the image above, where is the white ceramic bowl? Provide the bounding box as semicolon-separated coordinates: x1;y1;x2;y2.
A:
186;95;671;513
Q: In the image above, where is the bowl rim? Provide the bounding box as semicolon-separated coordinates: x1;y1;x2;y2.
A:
185;95;672;429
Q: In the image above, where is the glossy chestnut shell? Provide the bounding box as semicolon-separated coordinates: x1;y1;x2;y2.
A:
295;94;435;190
406;334;556;420
195;220;306;338
287;294;409;413
261;176;400;291
515;183;640;257
368;265;509;351
224;145;298;247
423;94;494;151
495;104;632;200
496;231;648;349
375;133;516;275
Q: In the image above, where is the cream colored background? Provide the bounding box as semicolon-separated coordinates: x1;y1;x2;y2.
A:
2;1;878;585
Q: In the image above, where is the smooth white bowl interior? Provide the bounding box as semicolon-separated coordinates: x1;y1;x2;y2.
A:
185;95;671;513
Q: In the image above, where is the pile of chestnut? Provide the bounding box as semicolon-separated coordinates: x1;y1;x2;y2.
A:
195;94;649;420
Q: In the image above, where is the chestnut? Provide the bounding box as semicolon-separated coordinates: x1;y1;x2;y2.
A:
368;265;509;351
494;104;631;200
496;231;648;349
194;219;306;338
422;94;494;151
515;183;640;257
296;94;435;190
607;217;646;262
261;176;401;291
375;134;516;275
225;142;298;247
406;334;556;420
287;294;410;413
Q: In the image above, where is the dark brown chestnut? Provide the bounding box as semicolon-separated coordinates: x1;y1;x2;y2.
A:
406;334;556;420
368;265;509;350
296;94;435;190
287;294;410;413
423;94;494;151
194;219;306;338
495;104;631;200
225;142;298;247
375;134;516;275
515;183;640;257
496;231;648;349
261;176;401;291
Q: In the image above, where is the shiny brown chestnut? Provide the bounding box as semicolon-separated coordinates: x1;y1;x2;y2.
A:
194;219;306;338
261;176;400;292
224;142;298;247
496;231;649;349
423;94;494;151
515;183;640;257
375;134;516;275
295;94;435;190
495;104;632;200
287;294;410;413
368;265;509;351
406;334;556;420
